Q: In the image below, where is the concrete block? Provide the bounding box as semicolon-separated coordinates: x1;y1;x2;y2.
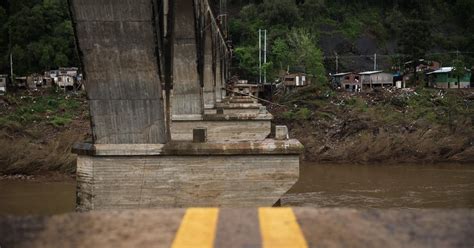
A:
75;141;302;210
275;125;289;140
171;114;273;142
193;128;207;143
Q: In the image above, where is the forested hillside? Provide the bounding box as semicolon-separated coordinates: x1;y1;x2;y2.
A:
0;0;77;76
0;0;472;81
229;0;474;82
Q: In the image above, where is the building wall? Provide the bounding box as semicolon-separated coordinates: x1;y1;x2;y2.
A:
361;73;393;87
433;82;470;89
432;72;471;88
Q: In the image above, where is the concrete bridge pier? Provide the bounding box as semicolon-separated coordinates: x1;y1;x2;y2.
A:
71;0;303;211
203;13;216;109
171;0;204;121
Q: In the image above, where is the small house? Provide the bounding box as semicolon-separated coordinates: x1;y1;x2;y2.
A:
0;74;7;95
331;72;361;92
283;73;308;87
57;75;75;89
282;66;309;88
59;67;79;77
426;67;471;89
359;71;394;89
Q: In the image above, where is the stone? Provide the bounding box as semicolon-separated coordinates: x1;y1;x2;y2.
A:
275;125;289;140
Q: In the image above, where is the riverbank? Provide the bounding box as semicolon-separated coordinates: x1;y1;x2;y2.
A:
0;89;90;175
0;86;472;176
271;86;474;164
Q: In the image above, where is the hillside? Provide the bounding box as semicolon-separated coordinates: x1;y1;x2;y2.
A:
228;0;474;81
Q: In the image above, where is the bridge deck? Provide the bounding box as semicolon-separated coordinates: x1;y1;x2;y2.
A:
1;208;473;248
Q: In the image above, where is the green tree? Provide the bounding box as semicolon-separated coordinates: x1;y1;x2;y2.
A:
452;58;466;89
287;29;326;83
398;19;432;85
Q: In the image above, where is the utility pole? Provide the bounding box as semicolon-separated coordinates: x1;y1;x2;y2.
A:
335;53;339;73
258;29;262;85
374;53;377;71
263;29;267;85
9;53;13;80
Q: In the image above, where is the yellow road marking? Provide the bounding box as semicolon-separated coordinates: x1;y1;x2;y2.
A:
259;208;308;248
171;208;220;248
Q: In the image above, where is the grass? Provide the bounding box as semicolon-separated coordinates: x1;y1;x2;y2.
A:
0;91;85;129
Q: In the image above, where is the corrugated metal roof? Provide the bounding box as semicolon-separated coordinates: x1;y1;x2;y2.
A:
332;72;352;77
358;70;384;75
426;67;454;75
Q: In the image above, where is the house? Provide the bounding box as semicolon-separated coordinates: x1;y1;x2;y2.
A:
57;75;75;89
0;74;7;95
282;66;309;88
331;72;361;92
426;67;471;89
359;71;394;89
47;67;80;90
283;72;308;87
59;67;79;77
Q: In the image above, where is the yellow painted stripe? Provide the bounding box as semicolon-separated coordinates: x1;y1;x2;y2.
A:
171;208;220;248
259;208;308;248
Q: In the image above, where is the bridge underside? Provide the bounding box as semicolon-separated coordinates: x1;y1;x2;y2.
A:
70;0;302;209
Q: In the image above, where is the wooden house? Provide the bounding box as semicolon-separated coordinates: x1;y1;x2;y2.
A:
331;72;361;92
283;72;308;88
359;71;394;89
426;67;471;89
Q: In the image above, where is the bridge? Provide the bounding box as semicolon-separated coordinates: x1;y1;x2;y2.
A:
2;208;473;247
69;0;303;210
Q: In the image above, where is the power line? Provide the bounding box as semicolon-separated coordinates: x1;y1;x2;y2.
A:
323;51;474;60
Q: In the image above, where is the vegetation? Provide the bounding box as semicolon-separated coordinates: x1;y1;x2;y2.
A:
272;85;474;163
0;89;90;175
229;0;474;80
0;0;78;76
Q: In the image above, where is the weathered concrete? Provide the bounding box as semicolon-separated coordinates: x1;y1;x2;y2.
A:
1;209;473;248
171;0;203;117
74;141;301;210
170;114;273;142
203;15;216;109
73;139;304;156
70;0;167;144
215;41;224;102
275;126;289;140
213;102;263;115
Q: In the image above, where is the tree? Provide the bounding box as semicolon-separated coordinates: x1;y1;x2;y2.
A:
398;19;432;86
287;29;326;84
452;58;466;89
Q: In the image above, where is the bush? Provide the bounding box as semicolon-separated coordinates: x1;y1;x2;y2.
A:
49;116;72;127
295;108;312;120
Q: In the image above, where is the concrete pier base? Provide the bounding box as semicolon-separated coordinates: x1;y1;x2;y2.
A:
170;113;273;142
73;140;303;210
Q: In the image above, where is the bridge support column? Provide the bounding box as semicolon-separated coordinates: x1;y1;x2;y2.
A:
203;15;216;109
171;0;203;120
215;42;224;102
71;0;302;211
69;0;167;144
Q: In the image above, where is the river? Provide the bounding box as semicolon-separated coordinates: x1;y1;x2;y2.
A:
0;163;473;216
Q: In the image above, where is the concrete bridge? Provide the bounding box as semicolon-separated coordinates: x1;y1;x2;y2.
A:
69;0;303;210
2;208;474;248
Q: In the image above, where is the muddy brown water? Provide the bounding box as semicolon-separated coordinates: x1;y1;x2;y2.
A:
0;163;473;216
